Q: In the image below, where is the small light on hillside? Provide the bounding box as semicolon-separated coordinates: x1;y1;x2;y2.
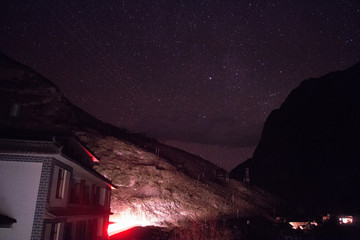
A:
339;216;353;224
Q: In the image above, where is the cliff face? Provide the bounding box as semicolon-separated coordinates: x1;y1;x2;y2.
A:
0;53;276;230
231;62;360;214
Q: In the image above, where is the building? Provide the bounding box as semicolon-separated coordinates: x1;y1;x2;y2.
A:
0;134;115;240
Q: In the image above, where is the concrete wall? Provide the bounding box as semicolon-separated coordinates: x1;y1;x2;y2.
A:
0;160;42;240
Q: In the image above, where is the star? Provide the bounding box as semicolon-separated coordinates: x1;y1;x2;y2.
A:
0;0;359;170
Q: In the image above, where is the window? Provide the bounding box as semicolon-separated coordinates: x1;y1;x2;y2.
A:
94;186;100;205
99;188;110;207
83;185;90;205
104;189;111;207
64;222;73;240
56;168;66;199
76;221;87;240
91;185;100;206
50;223;60;240
87;219;98;240
69;179;80;204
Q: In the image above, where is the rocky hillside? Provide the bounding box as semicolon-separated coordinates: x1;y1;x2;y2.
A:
231;62;360;215
0;53;277;232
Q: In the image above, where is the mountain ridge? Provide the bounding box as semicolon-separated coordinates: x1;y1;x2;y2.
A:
0;52;276;230
231;61;360;215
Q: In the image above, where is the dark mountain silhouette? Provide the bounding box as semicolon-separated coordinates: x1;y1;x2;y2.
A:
0;52;277;230
231;62;360;215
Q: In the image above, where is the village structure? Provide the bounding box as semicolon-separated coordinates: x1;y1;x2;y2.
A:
0;134;115;240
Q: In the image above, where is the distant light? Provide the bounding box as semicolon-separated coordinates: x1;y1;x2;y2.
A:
289;221;317;230
322;214;331;222
339;216;353;224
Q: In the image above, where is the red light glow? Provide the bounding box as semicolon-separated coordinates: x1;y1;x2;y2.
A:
107;209;160;236
82;145;99;163
106;183;116;190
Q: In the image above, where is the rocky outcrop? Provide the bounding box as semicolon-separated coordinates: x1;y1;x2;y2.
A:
0;53;276;228
231;62;360;215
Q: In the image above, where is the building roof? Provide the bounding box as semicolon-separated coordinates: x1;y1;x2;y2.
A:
0;138;60;154
0;132;116;188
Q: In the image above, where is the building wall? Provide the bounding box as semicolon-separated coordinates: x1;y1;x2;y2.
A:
45;155;112;240
0;143;113;240
31;158;54;240
0;159;42;240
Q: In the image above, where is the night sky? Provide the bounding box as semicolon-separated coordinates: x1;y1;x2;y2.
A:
1;1;359;171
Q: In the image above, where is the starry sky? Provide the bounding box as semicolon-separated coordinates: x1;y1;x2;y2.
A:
1;1;359;171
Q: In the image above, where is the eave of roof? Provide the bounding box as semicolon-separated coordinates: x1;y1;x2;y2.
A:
0;138;60;154
59;151;117;188
0;135;116;188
